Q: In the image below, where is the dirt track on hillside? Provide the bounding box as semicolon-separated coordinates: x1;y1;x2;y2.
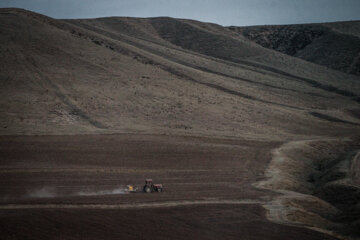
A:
258;137;360;239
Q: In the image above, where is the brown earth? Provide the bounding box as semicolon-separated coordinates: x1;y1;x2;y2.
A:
0;206;338;240
0;134;279;205
0;134;337;240
0;7;360;240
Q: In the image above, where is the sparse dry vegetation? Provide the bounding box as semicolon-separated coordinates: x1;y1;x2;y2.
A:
0;8;359;240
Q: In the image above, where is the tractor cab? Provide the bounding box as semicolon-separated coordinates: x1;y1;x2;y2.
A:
145;179;153;185
143;179;163;193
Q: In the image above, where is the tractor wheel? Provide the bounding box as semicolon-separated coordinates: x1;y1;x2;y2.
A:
144;186;151;193
157;188;162;192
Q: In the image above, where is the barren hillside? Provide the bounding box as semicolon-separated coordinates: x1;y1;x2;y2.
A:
1;8;360;240
0;8;359;139
230;21;360;76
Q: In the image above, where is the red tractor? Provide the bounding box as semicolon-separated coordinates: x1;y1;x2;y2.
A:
143;179;163;193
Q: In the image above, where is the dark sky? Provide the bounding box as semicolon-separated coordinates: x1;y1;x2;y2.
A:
1;0;360;26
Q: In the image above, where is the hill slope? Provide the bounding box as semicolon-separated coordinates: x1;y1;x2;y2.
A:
0;8;359;139
230;21;360;76
1;8;360;240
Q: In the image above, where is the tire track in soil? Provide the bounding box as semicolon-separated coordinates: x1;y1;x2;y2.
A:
0;168;229;174
0;199;265;210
